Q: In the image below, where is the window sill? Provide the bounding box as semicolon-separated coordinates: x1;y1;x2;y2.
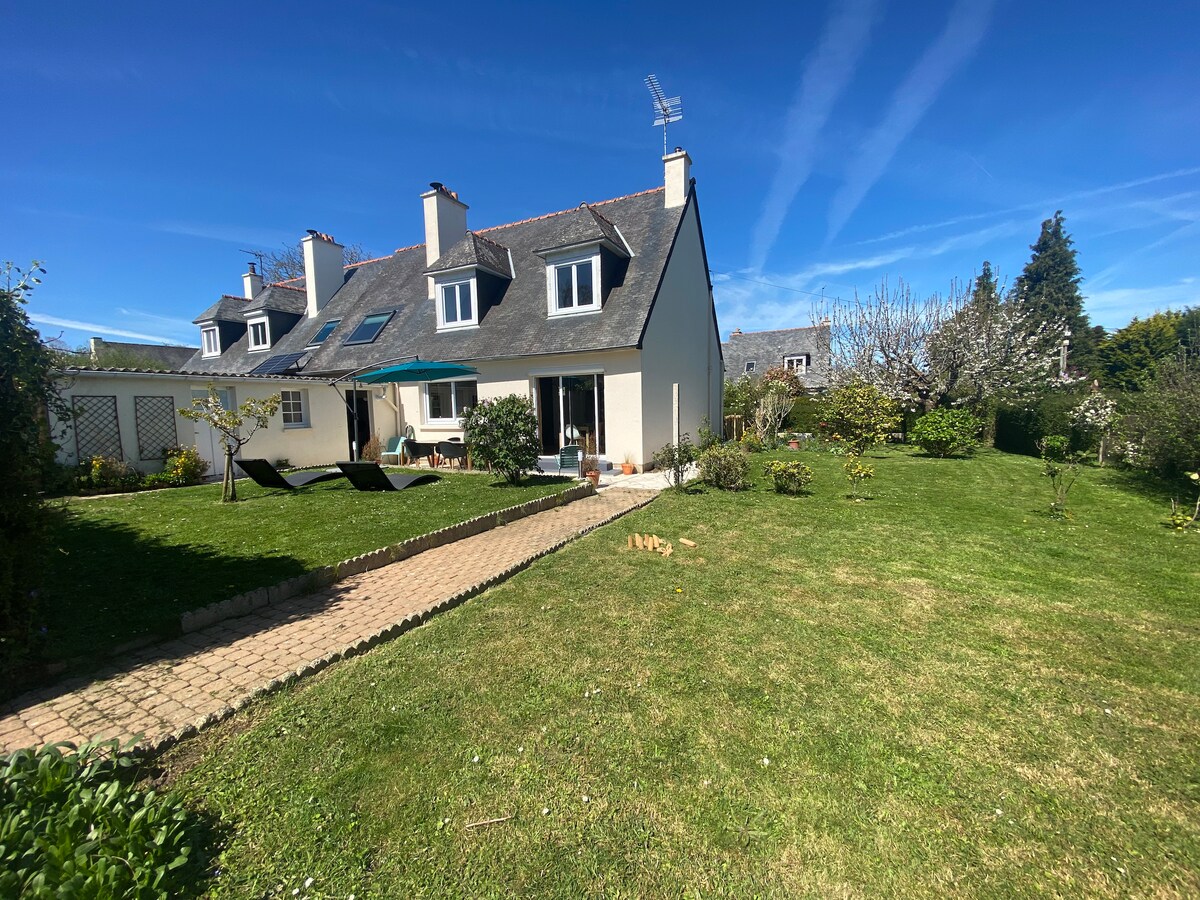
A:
548;306;601;319
247;347;270;353
283;423;310;430
436;322;479;332
422;422;465;430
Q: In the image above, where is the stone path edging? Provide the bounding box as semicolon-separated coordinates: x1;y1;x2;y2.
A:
180;481;595;633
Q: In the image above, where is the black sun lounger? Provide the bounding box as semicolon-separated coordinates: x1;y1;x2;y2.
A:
235;458;346;491
336;461;440;492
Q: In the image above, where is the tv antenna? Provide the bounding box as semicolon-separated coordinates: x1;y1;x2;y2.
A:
239;248;268;275
644;74;682;155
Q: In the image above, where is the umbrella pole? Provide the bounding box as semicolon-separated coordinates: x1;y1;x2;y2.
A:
352;377;360;461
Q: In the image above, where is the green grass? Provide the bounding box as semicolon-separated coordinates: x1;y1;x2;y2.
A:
163;448;1199;897
43;471;572;666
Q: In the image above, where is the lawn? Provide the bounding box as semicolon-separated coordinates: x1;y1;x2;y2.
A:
161;448;1199;897
42;471;573;667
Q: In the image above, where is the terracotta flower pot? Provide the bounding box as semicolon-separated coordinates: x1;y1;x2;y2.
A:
788;440;800;450
585;470;601;487
620;463;635;475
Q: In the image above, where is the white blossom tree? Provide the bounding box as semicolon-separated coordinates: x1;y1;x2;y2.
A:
179;388;280;502
818;277;1062;414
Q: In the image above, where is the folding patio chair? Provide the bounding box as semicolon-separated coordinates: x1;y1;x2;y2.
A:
379;435;404;465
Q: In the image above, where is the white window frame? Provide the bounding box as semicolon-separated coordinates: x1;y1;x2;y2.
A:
280;389;309;428
546;249;601;318
247;317;270;351
424;378;478;425
201;325;220;358
784;354;809;374
744;360;756;374
435;274;478;331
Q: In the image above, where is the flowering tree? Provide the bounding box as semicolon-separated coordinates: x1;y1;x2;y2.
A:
1069;392;1119;465
819;277;1061;414
752;381;795;446
179;388;280;502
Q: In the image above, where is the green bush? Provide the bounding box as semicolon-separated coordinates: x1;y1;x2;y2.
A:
652;435;696;490
461;395;542;485
161;446;208;486
818;382;901;455
78;456;142;492
698;444;750;490
785;395;822;434
994;392;1086;457
739;430;764;452
762;459;814;495
1125;357;1200;479
696;416;720;452
910;408;982;457
0;740;204;897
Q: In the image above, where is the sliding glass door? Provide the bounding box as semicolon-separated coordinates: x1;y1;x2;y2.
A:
536;374;605;455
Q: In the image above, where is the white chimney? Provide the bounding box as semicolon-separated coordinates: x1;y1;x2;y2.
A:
421;182;468;267
664;147;691;209
301;231;344;318
242;262;263;299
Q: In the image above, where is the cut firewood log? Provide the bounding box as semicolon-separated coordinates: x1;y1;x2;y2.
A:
662;544;673;557
627;534;634;549
679;538;697;548
635;533;644;550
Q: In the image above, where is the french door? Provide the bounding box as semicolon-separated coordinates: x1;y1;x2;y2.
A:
536;374;605;455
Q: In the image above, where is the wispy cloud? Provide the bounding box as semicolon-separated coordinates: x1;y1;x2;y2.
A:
1090;220;1200;289
150;220;297;249
1086;278;1199;328
825;0;996;242
30;314;180;345
748;0;882;271
857;166;1200;245
114;307;198;332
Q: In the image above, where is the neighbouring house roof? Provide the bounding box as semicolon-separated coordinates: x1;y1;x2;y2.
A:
61;365;327;381
427;232;513;278
722;324;830;387
181;186;684;376
87;338;198;370
193;295;251;324
242;284;308;316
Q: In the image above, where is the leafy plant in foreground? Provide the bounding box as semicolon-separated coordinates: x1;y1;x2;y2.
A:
460;394;542;485
698;443;750;490
652;434;696;490
843;455;875;499
1167;472;1199;532
819;381;901;456
0;740;205;898
763;459;814;495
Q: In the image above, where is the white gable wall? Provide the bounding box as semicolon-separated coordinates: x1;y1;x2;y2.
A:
637;197;723;461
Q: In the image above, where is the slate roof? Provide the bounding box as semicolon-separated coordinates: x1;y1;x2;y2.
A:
242;284;307;315
722;325;830;388
193;295;251;324
182;186;684;376
427;232;513;278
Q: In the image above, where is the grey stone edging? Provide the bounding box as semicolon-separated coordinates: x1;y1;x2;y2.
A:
141;488;656;756
179;481;596;634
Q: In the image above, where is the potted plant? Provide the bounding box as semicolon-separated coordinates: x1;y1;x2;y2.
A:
581;434;601;487
620;452;636;476
787;432;802;450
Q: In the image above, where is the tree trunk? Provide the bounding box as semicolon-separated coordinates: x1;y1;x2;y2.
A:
223;447;236;502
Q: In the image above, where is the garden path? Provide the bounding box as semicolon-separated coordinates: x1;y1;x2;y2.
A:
0;487;657;753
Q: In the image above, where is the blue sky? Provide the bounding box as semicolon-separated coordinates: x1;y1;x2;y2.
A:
4;0;1197;349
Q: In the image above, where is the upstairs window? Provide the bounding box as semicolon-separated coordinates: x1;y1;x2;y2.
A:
547;251;600;317
201;326;219;357
308;318;340;346
344;311;394;345
784;354;809;374
438;280;477;330
744;361;756;374
248;319;270;351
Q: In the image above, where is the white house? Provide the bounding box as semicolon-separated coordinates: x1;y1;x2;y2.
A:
52;150;723;476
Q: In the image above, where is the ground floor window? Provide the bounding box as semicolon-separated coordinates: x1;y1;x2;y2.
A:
535;373;605;455
426;379;477;424
281;389;308;427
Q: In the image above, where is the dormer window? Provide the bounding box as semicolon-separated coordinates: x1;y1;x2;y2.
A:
201;326;220;358
547;251;600;317
437;278;477;330
248;318;270;351
784;354;809;374
745;361;756;374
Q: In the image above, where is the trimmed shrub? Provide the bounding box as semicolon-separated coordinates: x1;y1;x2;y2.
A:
161;446;208;486
699;444;750;490
818;382;901;455
762;459;813;495
78;456;142;492
652;434;696;490
739;430;764;452
994;392;1085;457
0;740;205;897
910;408;982;457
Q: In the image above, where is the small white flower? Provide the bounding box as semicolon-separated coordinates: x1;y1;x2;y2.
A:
542;807;550;815
305;878;314;889
761;757;770;767
472;755;480;763
994;808;1003;817
582;795;590;803
1104;708;1113;716
292;890;299;897
517;746;524;753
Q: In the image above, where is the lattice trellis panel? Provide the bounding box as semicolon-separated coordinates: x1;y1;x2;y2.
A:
72;395;122;461
135;395;178;460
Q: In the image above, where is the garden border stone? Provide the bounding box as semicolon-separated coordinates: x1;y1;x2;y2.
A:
178;481;596;633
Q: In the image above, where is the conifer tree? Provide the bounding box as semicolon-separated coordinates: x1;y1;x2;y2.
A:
971;260;1000;310
1013;211;1099;373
